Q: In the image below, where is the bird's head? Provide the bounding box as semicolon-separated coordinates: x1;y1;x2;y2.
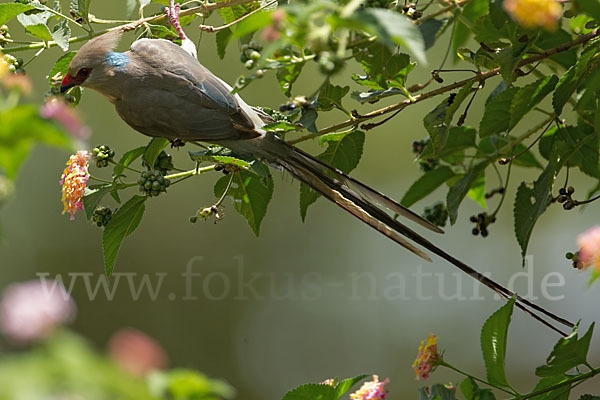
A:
60;30;124;93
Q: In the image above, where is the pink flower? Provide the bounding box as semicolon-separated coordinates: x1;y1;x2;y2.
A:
350;375;389;400
0;280;76;343
412;333;439;380
320;378;335;386
60;150;90;220
40;97;90;140
108;328;168;377
577;226;600;270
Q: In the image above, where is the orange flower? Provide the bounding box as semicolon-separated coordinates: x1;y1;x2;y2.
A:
503;0;562;31
350;375;389;400
60;151;90;220
412;333;439;380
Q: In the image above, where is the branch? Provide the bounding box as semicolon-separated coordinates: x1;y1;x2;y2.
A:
2;0;259;53
288;28;600;145
415;0;472;26
198;0;277;32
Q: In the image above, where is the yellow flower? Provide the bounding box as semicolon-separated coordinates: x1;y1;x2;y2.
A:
412;333;439;380
503;0;562;31
60;151;90;220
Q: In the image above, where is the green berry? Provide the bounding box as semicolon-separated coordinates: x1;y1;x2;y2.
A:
249;50;261;61
245;60;254;69
189;216;198;223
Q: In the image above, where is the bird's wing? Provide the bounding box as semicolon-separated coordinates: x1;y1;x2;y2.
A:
127;38;258;139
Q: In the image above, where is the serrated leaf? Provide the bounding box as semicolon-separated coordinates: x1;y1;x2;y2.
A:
401;166;455;207
423;96;453;154
113;146;145;178
216;28;232;59
189;153;250;169
214;171;273;236
299;108;318;134
48;52;76;84
70;0;92;22
276;62;305;97
0;3;36;26
539;125;598;177
419;18;445;50
452;0;489;62
536;323;594;377
263;121;299;132
553;50;595;115
481;296;515;387
281;383;336;400
509;76;558;131
143;138;169;170
420;126;477;159
51;18;71;51
418;384;459;400
529;375;571;400
352;43;415;91
317;80;349;113
447;160;489;224
349;8;426;63
17;10;54;41
83;184;112;221
333;375;369;399
479;87;518;137
102;195;146;278
300;131;365;220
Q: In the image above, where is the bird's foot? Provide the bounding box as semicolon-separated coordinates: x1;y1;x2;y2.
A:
170;138;186;149
165;0;187;41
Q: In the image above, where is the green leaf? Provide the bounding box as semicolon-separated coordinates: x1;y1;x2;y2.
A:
102;195;146;278
481;296;516;387
317;80;350;114
576;0;600;20
452;0;489;62
420;126;477;159
281;383;336;400
214;171;274;236
536;323;594;377
423;96;453;154
143;138;169;171
529;375;571;400
444;82;474;133
51;18;71;51
70;0;92;22
189;151;251;170
262;121;299;133
83;184;112;221
352;43;415;91
300;131;365;220
401;166;455;207
113;146;145;178
509;76;558;131
216;28;232;59
418;18;445;50
351;87;405;104
467;173;486;208
539;125;599;177
0;3;36;26
553;50;595;115
48;52;76;83
459;377;496;400
299;108;318;134
333;375;369;399
479;87;518;137
276;62;305;97
352;8;426;63
447;160;489;225
17;10;54;41
418;384;459;400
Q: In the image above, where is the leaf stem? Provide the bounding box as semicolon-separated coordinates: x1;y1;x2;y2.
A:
517;368;600;400
165;165;216;180
439;360;517;396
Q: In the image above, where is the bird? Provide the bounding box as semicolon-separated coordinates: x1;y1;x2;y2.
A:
59;7;573;335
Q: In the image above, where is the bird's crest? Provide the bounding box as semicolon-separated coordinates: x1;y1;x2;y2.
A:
68;30;123;75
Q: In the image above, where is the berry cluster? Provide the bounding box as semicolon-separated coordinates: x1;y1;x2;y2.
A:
279;96;313;112
92;207;112;227
142;150;174;175
401;3;423;20
240;40;263;70
557;186;576;210
258;107;291;123
411;139;438;171
470;212;495;237
137;170;171;197
190;205;222;223
314;51;342;75
2;53;24;74
422;202;448;227
92;145;115;168
0;25;10;48
565;251;581;269
412;139;427;155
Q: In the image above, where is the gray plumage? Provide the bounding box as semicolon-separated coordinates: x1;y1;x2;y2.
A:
60;31;576;334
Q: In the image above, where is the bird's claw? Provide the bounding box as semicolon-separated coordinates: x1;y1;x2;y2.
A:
165;0;187;41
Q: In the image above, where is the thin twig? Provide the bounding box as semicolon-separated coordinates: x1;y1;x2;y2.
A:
198;0;278;32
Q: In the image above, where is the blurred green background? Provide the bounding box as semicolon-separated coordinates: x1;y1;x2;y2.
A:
1;0;599;398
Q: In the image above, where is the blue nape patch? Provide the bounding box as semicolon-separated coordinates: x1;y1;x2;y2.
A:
105;52;129;68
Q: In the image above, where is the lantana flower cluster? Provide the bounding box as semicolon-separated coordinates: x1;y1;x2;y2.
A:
350;375;389;400
412;333;439;380
60;150;90;220
577;226;600;271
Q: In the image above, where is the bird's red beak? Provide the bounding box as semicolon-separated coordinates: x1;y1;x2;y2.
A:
60;73;77;93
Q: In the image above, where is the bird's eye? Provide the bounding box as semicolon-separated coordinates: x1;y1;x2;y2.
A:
78;68;91;78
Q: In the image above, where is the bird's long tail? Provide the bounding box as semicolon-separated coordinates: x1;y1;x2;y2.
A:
228;134;574;336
